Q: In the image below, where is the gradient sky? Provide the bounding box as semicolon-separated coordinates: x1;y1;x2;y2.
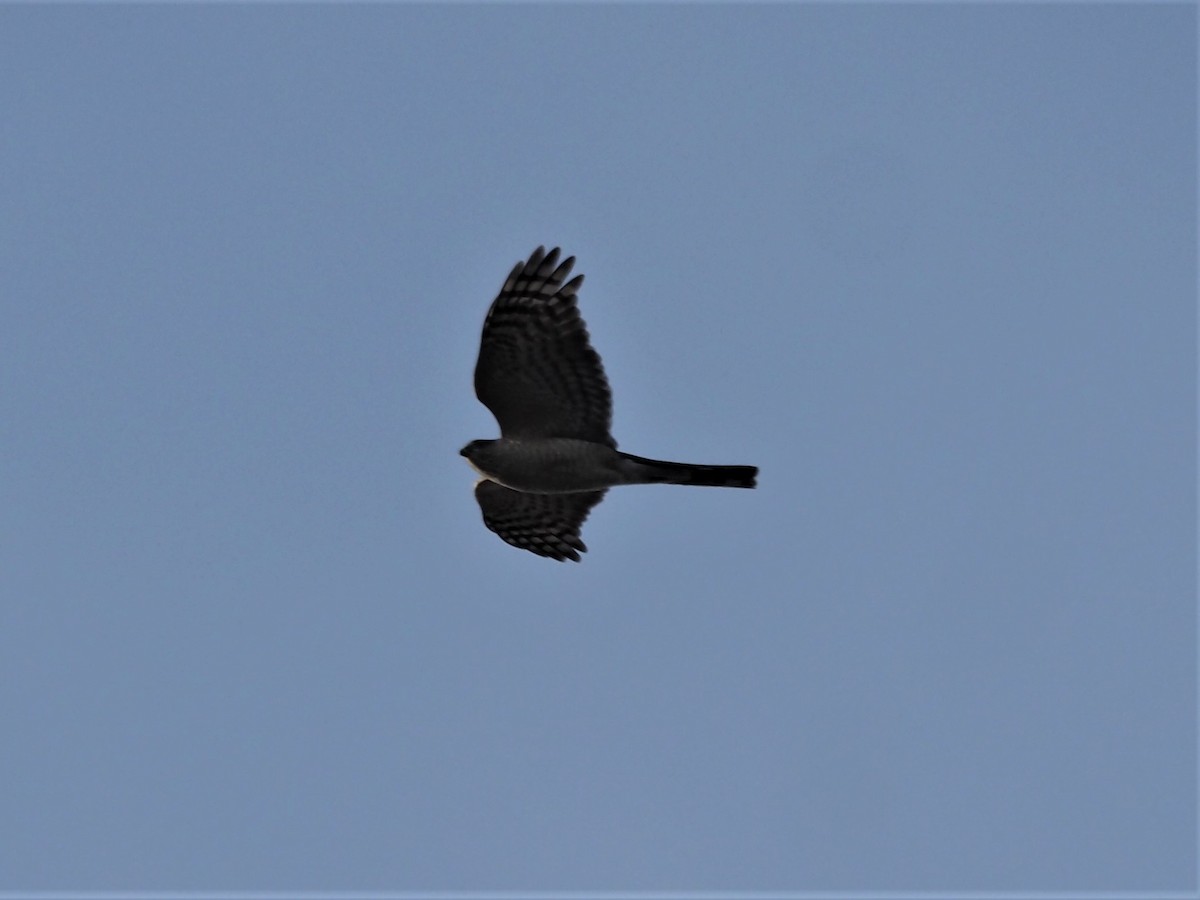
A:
1;4;1195;896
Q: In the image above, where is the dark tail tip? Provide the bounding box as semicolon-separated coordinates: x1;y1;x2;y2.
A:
681;464;757;488
726;466;757;489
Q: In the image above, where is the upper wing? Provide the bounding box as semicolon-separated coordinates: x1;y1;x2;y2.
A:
473;479;607;562
473;247;615;447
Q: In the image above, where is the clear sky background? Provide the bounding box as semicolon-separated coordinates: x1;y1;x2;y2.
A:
1;4;1195;895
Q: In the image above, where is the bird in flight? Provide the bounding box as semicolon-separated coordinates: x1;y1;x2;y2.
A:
462;246;757;561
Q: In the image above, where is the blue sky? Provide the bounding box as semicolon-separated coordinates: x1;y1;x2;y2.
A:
1;3;1195;895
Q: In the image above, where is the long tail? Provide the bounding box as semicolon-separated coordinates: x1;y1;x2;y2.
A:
619;452;757;488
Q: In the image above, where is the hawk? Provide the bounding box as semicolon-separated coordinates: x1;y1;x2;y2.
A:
462;246;757;561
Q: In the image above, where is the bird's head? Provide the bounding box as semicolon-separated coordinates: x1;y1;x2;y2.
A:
459;439;495;461
460;440;501;479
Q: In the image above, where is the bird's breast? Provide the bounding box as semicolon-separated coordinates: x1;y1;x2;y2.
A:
470;438;621;494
